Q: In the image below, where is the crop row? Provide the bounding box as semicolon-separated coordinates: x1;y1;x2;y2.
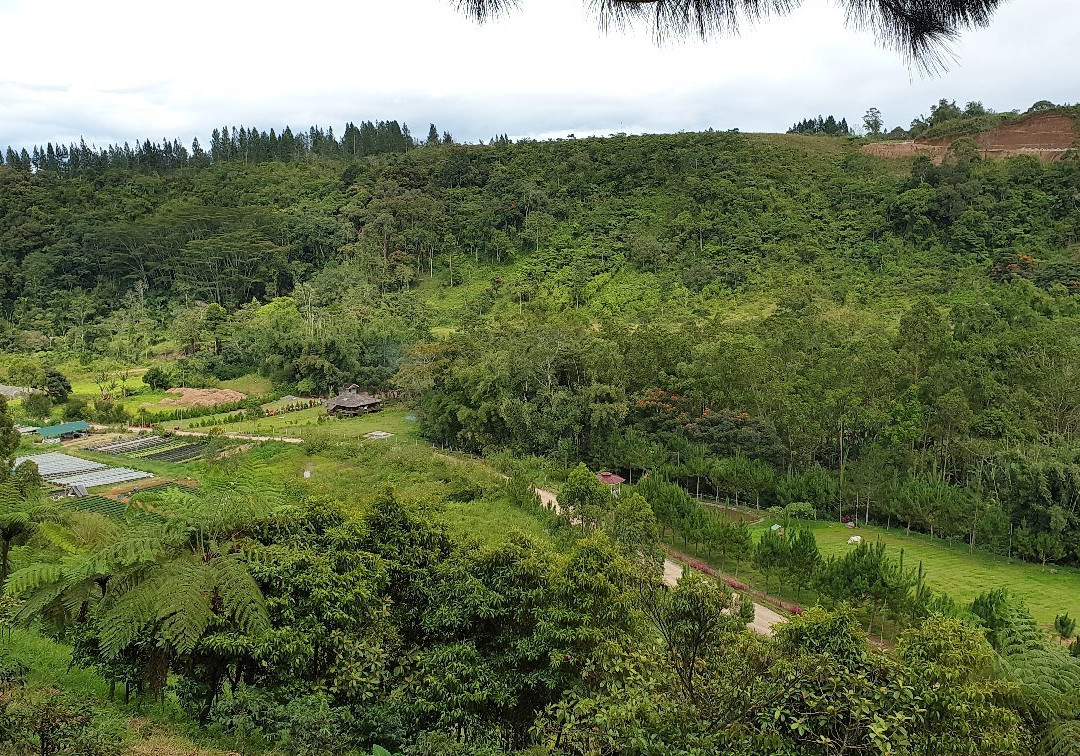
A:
145;443;208;463
60;495;161;523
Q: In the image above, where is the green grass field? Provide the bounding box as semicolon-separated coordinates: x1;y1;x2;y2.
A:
791;519;1080;628
162;405;419;440
663;510;1080;630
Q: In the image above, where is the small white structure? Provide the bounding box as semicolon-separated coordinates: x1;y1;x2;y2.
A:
847;535;863;545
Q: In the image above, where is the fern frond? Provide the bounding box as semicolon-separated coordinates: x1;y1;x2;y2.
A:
60;580;103;617
36;522;82;555
1038;719;1080;756
12;581;67;625
155;558;213;655
211;555;269;637
4;562;63;597
96;575;164;657
68;511;121;548
87;534;164;573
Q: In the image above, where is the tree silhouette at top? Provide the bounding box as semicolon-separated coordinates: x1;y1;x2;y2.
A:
451;0;1004;71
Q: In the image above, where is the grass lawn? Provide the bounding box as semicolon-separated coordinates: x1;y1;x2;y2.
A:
219;373;272;396
247;439;557;550
788;519;1080;628
162;405;419;440
663;508;1080;631
440;495;555;546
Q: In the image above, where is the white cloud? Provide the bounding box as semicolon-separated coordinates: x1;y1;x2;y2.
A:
0;0;1075;149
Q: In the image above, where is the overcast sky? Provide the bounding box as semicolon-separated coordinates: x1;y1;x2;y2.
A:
0;0;1075;150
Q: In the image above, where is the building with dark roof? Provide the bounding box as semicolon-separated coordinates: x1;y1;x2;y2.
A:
326;385;382;417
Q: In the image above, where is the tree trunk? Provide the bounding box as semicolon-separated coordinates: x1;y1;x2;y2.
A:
0;539;9;590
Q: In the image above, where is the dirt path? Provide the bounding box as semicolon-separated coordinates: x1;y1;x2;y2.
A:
535;486;785;637
536;487;560;512
661;556;786;636
170;428;303;444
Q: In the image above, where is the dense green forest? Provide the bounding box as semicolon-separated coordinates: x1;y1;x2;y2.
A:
4;112;1080;569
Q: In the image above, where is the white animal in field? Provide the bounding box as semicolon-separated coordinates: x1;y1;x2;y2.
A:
847;535;862;545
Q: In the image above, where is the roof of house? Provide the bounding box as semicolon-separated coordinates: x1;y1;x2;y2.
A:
36;420;90;438
597;471;625;485
327;391;381;409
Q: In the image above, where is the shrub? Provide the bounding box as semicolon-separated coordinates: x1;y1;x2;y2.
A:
0;687;124;756
62;396;90;421
1055;612;1077;640
142;366;171;391
20;393;52;421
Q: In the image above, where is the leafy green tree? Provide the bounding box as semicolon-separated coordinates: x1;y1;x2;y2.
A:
141;366;171;391
42;367;72;401
728;520;752;577
607;491;658;559
637;572;752;700
560;462;610;531
862;106;884;135
21;392;52;420
0;398;18;464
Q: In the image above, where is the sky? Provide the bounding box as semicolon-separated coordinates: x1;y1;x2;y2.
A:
0;0;1076;150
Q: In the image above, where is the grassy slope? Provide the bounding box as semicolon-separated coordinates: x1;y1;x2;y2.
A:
789;519;1080;628
3;630;231;755
662;505;1080;630
161;405;418;440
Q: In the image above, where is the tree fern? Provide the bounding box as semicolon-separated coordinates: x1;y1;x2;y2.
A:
96;573;168;658
1038;720;1080;756
36;521;83;554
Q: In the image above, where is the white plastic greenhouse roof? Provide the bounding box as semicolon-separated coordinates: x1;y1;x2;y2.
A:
15;452;106;477
15;452;153;489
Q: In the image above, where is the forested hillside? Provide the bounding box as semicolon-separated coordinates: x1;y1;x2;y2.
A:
3;123;1080;570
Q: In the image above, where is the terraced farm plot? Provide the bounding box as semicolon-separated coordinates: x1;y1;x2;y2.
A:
144;443;208;462
89;435;171;455
89;435;210;463
59;495;162;523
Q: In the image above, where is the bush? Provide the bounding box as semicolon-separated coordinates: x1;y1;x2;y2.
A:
62;396;90;421
1055;612;1077;640
0;687;124;756
446;480;484;503
93;399;129;425
20;393;51;421
212;688;355;756
141;366;171;391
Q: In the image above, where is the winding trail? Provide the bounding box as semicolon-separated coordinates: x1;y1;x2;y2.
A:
535;487;786;637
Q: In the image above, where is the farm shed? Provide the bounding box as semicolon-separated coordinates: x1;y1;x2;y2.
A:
326;385;382;417
35;420;90;440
